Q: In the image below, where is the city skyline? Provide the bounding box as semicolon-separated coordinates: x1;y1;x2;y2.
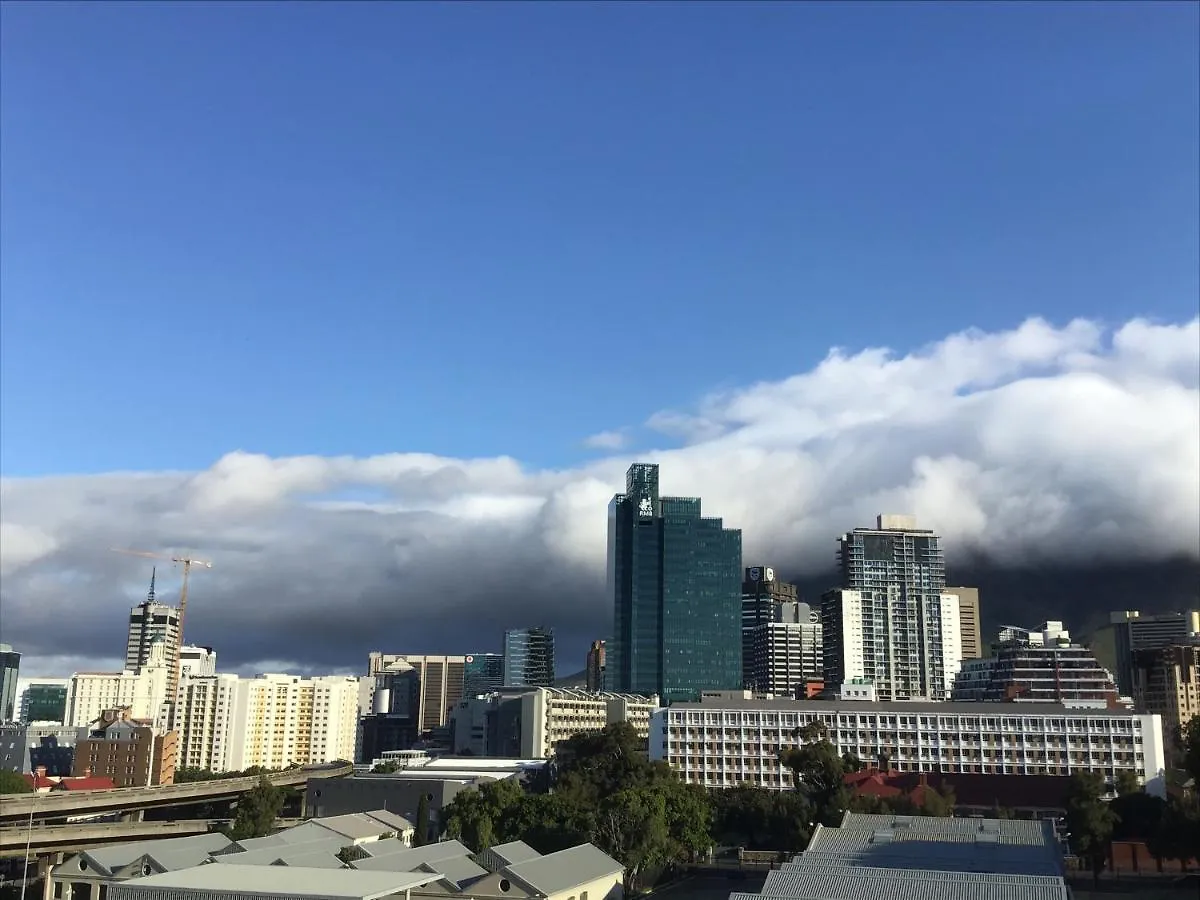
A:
1;3;1197;678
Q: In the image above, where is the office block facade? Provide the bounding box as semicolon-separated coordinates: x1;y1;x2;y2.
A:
178;645;217;678
464;653;505;698
20;680;69;724
126;575;183;699
823;516;962;701
749;602;823;697
365;653;466;733
1092;610;1200;697
650;697;1168;796
607;463;743;702
0;644;20;723
741;567;799;688
1132;641;1200;754
503;627;555;688
586;640;606;691
944;586;983;660
451;687;659;758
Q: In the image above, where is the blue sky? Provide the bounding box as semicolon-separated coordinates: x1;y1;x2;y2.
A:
2;1;1196;477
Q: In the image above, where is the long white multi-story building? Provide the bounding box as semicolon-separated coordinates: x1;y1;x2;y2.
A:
649;697;1167;796
174;673;359;772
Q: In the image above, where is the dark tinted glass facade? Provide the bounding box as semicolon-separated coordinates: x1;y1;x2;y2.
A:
22;684;68;724
464;653;505;696
0;646;20;723
503;628;555;687
608;464;743;702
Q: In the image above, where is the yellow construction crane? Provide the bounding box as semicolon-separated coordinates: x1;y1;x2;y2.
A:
110;548;213;642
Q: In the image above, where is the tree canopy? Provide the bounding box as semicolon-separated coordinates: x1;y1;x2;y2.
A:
1064;771;1118;886
0;769;32;794
226;776;285;841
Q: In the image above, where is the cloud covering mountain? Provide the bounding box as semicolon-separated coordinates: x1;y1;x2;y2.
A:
3;316;1198;677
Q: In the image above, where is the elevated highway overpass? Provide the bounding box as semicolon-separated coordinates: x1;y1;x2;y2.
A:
0;818;306;858
0;762;351;825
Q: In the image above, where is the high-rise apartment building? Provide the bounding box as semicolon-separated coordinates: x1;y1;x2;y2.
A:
823;514;962;701
1092;610;1200;697
503;627;555;688
464;653;505;697
952;621;1122;705
67;638;172;727
126;572;182;699
0;644;21;723
944;586;983;659
1132;641;1200;756
365;653;466;733
179;646;217;678
607;463;743;702
174;673;358;772
586;641;607;691
741;567;799;688
749;601;823;696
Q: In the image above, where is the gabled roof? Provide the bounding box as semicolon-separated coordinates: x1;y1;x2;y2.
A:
503;843;624;896
473;839;542;873
214;836;349;867
103;864;441;899
69;832;232;876
361;838;471;862
313;811;411;841
415;855;489;887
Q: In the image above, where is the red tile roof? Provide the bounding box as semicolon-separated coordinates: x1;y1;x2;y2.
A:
53;777;118;791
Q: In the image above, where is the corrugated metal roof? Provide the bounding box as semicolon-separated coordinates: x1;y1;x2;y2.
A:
108;864;440;899
360;838;470;862
503;843;623;896
213;836;348;867
839;813;1053;843
312;813;403;841
755;865;1070;900
78;832;232;874
415;855;489;886
490;840;542;865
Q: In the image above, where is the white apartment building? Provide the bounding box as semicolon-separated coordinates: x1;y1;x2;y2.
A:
67;640;171;727
175;673;359;772
178;646;217;678
649;697;1167;796
452;688;659;758
822;588;963;701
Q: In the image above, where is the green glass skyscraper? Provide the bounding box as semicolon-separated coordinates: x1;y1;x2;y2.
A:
607;463;743;702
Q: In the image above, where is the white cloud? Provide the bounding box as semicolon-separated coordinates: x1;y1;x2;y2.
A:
582;430;629;450
2;316;1197;676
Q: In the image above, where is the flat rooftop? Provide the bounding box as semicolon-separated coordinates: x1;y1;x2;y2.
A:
668;697;1149;717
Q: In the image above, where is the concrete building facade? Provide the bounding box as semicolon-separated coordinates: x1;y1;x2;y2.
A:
126;573;183;699
178;645;218;678
67;639;172;727
650;697;1167;796
585;640;606;691
1132;641;1200;758
749;602;823;697
1092;610;1200;697
366;653;466;733
741;566;800;688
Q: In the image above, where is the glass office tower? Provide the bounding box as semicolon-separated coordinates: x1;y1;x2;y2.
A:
464;652;506;696
607;463;743;702
503;628;555;687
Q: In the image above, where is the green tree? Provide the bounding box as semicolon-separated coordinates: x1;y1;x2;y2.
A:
0;770;32;794
1149;794;1200;872
662;780;713;862
414;793;430;846
916;784;956;817
1180;717;1200;786
779;723;849;826
1114;770;1141;797
373;761;402;774
1064;772;1117;887
1110;790;1165;842
227;776;285;841
593;787;673;893
442;778;526;851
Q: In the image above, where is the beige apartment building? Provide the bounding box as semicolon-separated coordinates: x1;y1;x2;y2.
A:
174;673;358;772
67;639;172;727
944;586;983;659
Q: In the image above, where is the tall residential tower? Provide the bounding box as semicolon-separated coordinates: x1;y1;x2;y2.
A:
607;463;743;702
822;515;963;701
126;570;182;699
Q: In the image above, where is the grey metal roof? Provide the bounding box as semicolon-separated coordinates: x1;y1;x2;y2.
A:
800;828;1061;877
357;809;415;832
313;812;411;840
213;836;348;868
747;865;1070;900
503;843;623;895
415;855;489;886
489;840;541;865
236;821;335;850
76;832;232;875
672;697;1143;717
838;813;1054;844
360;838;471;862
107;864;441;899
